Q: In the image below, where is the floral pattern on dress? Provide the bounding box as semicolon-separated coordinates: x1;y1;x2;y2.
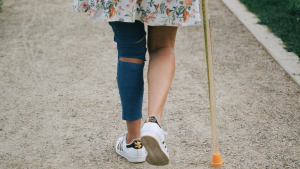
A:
73;0;202;26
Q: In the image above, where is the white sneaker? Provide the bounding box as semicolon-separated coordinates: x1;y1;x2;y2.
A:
115;132;147;163
141;116;169;166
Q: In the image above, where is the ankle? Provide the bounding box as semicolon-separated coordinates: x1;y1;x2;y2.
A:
126;135;140;144
126;119;142;144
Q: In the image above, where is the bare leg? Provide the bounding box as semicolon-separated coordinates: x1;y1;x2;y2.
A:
121;24;177;143
147;26;178;125
126;118;142;144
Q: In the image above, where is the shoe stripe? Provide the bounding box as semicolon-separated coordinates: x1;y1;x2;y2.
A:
118;141;123;151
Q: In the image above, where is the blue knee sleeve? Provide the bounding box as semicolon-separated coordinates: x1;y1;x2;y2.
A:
117;60;145;121
109;20;147;121
117;37;147;61
109;20;147;61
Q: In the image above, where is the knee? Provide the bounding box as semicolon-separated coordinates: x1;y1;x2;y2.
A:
154;46;174;53
119;35;146;64
117;36;147;61
149;46;175;57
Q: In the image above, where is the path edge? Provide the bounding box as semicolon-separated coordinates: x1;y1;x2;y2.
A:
221;0;300;86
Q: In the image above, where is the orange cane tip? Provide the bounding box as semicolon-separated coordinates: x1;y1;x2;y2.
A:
211;153;223;167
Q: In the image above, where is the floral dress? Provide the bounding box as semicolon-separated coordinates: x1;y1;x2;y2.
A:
73;0;202;26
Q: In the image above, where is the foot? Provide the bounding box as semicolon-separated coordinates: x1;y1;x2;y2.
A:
115;132;147;163
141;116;169;166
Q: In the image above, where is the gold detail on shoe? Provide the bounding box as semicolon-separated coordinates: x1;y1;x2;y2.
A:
135;140;142;149
148;117;154;122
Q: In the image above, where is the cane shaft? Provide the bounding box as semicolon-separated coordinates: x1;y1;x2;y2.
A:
202;0;220;154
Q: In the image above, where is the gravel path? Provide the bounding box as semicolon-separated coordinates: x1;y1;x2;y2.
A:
0;0;299;168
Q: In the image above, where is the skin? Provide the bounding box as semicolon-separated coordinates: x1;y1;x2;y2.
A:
119;26;178;144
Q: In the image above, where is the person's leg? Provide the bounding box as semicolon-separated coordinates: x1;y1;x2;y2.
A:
139;26;177;166
147;26;178;125
109;21;147;144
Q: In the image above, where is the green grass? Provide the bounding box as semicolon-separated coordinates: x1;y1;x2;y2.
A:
239;0;300;57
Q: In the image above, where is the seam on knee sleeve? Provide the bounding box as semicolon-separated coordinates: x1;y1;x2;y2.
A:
133;35;146;44
118;59;145;71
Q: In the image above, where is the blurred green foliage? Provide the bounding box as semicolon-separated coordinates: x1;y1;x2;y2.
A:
0;0;3;12
239;0;300;57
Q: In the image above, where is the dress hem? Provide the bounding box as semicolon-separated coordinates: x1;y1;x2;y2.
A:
92;17;202;27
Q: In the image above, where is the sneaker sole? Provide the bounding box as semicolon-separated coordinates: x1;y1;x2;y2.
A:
116;148;146;163
141;132;169;166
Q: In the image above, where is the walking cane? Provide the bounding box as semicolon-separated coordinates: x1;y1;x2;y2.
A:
202;0;223;167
